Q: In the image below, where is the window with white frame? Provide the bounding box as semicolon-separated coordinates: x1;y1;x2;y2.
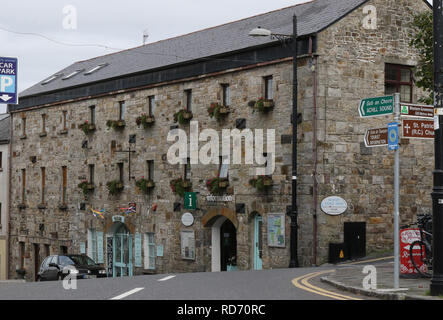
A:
144;233;156;270
87;229;97;262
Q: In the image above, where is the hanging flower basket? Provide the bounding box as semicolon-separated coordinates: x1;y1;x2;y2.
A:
170;178;192;197
206;177;229;195
135;177;155;193
136;114;155;128
79;121;96;134
107;180;124;195
207;103;230;121
78;180;95;195
106;120;126;130
173;109;193;125
249;175;273;191
248;98;275;112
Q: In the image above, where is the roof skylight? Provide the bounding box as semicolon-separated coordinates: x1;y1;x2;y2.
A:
84;63;109;75
62;69;84;80
41;74;62;85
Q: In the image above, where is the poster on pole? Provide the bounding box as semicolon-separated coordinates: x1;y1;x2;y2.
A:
267;213;285;247
181;230;195;260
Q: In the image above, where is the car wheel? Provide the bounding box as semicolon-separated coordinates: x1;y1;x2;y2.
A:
36;276;41;282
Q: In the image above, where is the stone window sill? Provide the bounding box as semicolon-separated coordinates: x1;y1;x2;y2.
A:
37;204;47;210
20;135;27;140
58;204;68;211
39;132;47;138
58;129;68;135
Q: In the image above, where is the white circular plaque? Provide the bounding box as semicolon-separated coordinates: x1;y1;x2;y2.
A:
321;196;347;216
181;212;194;226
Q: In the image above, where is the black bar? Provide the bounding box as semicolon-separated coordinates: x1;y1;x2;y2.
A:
289;14;299;268
431;0;443;296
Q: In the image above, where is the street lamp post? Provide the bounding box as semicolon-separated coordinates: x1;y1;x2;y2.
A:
431;0;443;296
250;15;299;268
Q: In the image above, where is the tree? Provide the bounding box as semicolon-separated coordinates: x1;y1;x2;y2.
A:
410;11;434;104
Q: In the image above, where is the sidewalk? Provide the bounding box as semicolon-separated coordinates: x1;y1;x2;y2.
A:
320;258;443;300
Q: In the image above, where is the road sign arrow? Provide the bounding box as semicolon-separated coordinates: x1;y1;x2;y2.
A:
0;94;12;102
359;95;394;118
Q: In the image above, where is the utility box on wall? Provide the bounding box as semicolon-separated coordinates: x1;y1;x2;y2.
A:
328;243;348;264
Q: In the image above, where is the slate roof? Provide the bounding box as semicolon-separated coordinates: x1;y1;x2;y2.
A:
0;114;10;144
20;0;371;99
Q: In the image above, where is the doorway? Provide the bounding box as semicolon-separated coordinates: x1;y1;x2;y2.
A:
113;223;133;277
33;244;40;281
253;215;263;270
220;219;237;271
344;222;366;260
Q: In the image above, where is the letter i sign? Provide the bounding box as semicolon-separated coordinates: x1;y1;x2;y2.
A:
184;192;197;210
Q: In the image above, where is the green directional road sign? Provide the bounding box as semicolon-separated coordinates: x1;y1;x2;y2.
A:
184;192;197;210
359;95;394;118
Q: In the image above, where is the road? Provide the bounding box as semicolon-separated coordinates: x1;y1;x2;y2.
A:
0;265;376;301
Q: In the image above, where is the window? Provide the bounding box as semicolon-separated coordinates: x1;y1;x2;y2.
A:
62;111;68;131
19;242;25;269
41;167;46;204
222;84;230;106
41;114;46;133
264;76;274;100
219;156;229;179
21;118;26;137
89;164;95;185
90;106;96;124
147;160;154;181
185;89;192;112
385;64;413;102
62;69;84;80
184;157;191;180
88;229;97;262
118;163;124;183
148;96;155;117
42;74;62;85
60;246;68;255
119;101;125;121
144;233;156;270
62;166;67;205
0;152;2;170
44;244;50;258
84;63;108;75
21;169;26;204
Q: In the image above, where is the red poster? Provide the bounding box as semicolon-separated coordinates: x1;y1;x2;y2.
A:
400;228;427;275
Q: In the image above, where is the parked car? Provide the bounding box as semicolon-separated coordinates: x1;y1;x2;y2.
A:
37;254;107;281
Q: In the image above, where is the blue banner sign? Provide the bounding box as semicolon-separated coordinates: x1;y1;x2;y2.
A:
0;57;18;104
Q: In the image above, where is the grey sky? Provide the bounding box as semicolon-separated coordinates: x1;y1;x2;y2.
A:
0;0;432;114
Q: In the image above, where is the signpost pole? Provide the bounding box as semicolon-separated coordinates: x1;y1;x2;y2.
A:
393;92;400;289
431;0;443;296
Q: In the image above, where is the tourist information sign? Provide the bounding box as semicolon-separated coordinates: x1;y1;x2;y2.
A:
364;127;388;147
359;95;394;118
400;103;434;118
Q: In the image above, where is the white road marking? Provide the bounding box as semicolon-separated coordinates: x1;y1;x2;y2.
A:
110;287;144;300
158;275;176;281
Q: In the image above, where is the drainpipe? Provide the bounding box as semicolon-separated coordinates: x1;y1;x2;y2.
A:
309;37;319;266
6;114;12;279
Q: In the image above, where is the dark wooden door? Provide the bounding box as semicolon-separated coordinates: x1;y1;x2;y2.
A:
220;220;237;271
344;222;366;259
33;244;40;281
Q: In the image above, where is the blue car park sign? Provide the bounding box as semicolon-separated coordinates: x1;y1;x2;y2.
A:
388;122;399;151
0;57;18;104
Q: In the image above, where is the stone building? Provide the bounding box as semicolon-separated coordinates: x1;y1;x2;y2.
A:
0;114;10;280
7;0;432;281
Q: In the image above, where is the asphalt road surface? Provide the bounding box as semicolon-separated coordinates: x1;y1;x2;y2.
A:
0;266;375;301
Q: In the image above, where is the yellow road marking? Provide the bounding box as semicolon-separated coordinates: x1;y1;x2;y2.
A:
341;256;394;266
292;270;363;300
